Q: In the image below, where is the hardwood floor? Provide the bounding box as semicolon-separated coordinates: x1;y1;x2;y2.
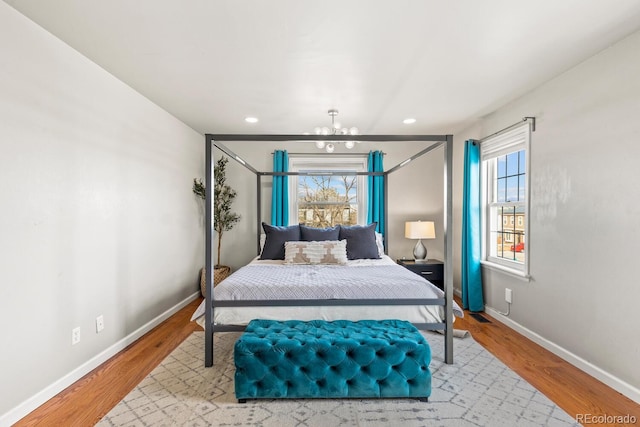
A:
15;297;640;426
455;309;640;426
14;298;201;427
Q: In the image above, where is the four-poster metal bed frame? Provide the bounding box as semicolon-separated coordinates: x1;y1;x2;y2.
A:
204;133;454;367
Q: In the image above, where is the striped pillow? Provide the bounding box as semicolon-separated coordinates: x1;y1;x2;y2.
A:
284;240;348;265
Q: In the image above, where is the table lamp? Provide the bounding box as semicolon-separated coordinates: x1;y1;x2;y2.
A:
405;221;435;262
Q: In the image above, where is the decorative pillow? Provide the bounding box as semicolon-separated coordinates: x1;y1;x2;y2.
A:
260;223;301;260
284;240;348;265
375;232;385;256
338;223;381;260
300;224;340;241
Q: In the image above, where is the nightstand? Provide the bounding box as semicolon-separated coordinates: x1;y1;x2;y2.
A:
397;259;444;290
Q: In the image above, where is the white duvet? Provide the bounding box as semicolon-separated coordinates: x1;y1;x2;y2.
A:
192;255;463;328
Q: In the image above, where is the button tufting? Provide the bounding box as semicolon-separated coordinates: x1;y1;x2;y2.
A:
235;319;431;400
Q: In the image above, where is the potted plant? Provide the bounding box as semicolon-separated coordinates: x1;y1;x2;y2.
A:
193;156;240;295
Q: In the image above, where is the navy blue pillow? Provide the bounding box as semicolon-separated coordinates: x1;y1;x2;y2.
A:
260;223;301;260
338;223;380;260
300;224;340;241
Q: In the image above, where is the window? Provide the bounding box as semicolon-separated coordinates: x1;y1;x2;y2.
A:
288;156;367;227
480;124;530;276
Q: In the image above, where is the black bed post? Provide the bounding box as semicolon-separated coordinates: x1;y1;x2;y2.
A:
383;172;389;253
444;135;454;364
256;174;262;255
205;135;214;367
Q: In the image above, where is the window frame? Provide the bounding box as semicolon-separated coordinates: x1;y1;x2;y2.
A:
287;155;368;227
480;123;531;278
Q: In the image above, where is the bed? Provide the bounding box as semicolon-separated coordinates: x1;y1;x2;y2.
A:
203;133;455;366
192;254;463;329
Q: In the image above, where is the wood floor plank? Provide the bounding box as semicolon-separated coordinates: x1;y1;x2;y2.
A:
15;297;640;426
14;298;200;427
453;309;640;425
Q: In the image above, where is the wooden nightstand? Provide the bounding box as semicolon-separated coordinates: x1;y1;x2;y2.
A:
397;259;444;290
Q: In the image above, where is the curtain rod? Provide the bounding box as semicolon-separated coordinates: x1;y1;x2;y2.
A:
479;116;536;142
259;171;385;176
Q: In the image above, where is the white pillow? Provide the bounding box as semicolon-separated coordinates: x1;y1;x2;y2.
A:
284;240;348;265
375;232;385;256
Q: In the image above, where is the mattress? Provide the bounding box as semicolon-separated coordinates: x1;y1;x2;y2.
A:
192;255;463;328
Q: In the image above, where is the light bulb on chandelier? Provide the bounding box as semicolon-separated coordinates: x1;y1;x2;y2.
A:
312;109;359;152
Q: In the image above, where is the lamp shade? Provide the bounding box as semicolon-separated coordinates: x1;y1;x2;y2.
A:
405;221;435;239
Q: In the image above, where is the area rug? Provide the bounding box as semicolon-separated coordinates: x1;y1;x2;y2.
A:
97;331;580;426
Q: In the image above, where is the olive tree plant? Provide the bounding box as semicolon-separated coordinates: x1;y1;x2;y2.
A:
193;156;240;267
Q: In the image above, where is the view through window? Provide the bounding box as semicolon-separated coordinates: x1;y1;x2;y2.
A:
288;156;367;227
298;174;357;227
481;123;530;275
488;150;526;263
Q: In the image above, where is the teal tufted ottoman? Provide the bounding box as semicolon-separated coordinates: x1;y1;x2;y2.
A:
234;319;431;402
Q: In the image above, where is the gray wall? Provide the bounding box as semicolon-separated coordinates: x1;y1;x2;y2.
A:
453;30;640;400
0;3;204;421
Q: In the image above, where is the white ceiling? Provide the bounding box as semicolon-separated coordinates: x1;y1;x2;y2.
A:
6;0;640;135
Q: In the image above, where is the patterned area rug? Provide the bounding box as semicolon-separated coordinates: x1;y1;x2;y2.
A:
98;331;580;426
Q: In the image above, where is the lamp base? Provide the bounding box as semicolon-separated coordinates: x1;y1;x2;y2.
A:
413;239;427;262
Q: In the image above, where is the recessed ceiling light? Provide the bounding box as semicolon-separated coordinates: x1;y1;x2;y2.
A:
403;118;416;124
245;117;258;123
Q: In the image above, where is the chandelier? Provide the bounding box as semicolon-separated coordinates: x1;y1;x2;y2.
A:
313;109;359;153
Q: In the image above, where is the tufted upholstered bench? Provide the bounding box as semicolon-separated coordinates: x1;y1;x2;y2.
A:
234;319;431;402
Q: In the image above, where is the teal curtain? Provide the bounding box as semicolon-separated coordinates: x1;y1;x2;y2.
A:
367;150;384;236
462;140;484;312
271;150;289;226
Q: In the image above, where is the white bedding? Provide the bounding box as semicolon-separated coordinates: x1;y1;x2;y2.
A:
192;255;463;328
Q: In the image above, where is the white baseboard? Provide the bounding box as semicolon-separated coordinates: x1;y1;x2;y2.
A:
0;292;200;427
485;305;640;404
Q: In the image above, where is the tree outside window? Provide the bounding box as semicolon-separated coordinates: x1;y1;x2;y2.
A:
298;175;357;227
288;156;368;227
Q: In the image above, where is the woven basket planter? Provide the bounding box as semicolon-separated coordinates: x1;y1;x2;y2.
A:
200;266;231;297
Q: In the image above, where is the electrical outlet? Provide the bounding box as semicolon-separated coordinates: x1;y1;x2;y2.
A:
96;315;104;333
72;327;81;345
505;288;513;304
